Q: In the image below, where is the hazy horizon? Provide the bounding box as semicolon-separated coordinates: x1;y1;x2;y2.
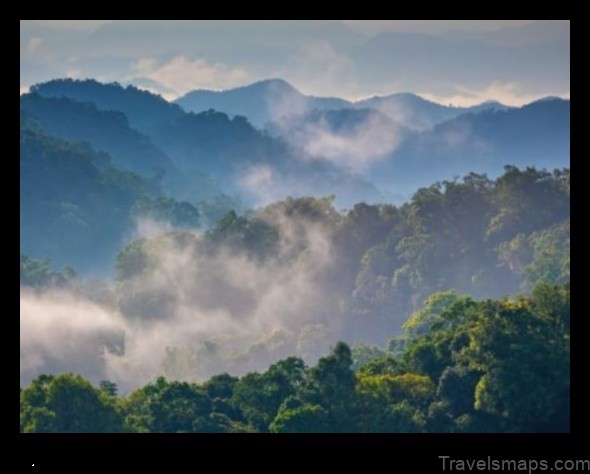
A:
21;20;569;105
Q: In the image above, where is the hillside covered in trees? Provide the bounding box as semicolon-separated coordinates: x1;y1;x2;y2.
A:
20;76;569;433
21;165;569;432
21;283;569;433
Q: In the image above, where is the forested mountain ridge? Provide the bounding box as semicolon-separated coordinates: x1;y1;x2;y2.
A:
20;80;570;434
20;282;569;433
21;167;569;392
19;21;570;435
20;93;176;178
25;79;383;207
176;78;351;129
20;122;201;274
30;79;185;132
25;79;569;207
112;166;569;347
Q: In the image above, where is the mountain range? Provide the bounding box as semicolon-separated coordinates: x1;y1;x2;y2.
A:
175;78;508;130
21;77;569;273
21;21;569;101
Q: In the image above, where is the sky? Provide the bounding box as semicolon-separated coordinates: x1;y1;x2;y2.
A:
341;20;563;34
28;20;565;35
20;20;570;105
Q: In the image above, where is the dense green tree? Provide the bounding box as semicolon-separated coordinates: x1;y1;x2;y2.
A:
20;374;125;433
298;342;358;431
206;210;279;259
463;298;569;432
120;377;215;433
22;283;569;433
20;165;569;433
231;357;306;432
270;403;331;433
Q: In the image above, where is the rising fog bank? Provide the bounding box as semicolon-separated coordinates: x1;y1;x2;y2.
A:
21;205;343;392
21;169;570;392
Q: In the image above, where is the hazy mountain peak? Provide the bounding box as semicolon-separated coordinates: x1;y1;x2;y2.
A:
175;78;312;127
247;78;299;91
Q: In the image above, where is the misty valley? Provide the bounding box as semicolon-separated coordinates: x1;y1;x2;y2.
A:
20;77;569;433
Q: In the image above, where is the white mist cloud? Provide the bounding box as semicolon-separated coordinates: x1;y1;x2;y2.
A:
130;56;251;99
20;289;127;385
270;110;402;173
20;211;342;393
297;113;401;172
238;165;278;204
133;217;177;240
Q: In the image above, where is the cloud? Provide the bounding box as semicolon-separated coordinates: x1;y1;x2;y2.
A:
20;289;127;385
270;109;402;173
238;165;277;203
20;21;569;104
122;77;178;100
295;113;401;171
420;81;570;107
20;211;342;392
129;56;251;99
133;217;177;240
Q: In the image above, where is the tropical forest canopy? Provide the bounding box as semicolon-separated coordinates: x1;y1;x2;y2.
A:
20;78;569;433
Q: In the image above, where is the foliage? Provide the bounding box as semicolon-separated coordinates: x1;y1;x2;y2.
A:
21;283;569;433
20;374;125;433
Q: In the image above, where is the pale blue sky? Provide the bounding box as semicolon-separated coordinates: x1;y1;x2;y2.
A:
28;20;567;33
20;20;570;105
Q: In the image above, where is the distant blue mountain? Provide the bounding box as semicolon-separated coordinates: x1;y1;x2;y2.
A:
364;98;570;196
175;78;508;130
20;78;570;274
29;78;569;205
354;93;508;130
175;79;350;129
